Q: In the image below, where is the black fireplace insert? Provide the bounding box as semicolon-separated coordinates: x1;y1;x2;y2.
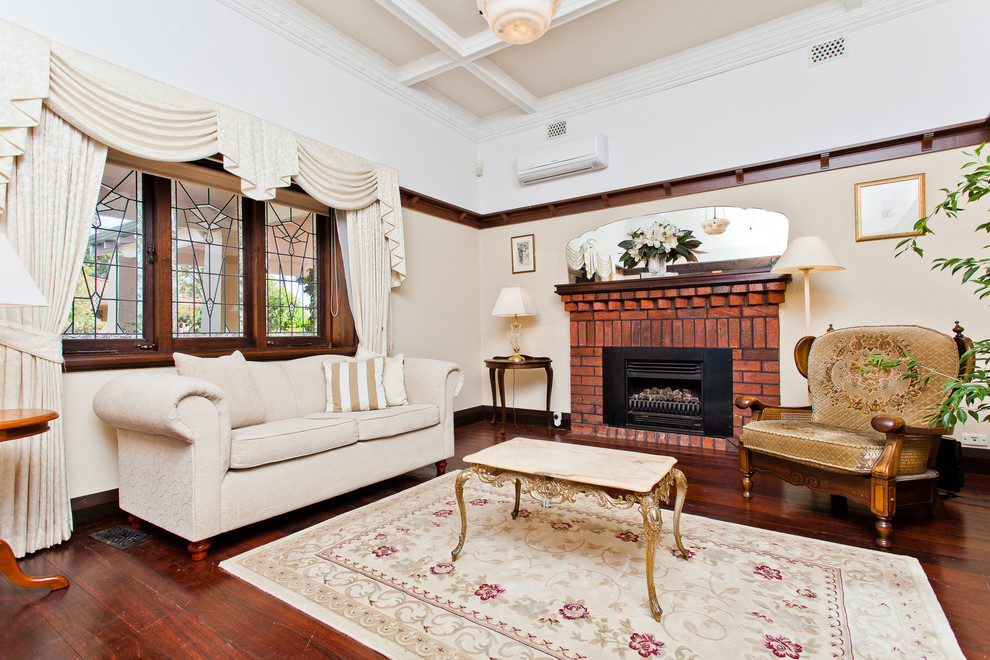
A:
603;347;733;438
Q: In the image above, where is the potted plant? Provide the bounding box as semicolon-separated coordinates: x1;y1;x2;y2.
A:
617;218;703;276
876;144;990;427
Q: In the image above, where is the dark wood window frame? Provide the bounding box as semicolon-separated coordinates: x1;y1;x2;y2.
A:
63;152;355;371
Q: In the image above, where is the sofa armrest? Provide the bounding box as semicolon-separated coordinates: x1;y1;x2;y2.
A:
93;372;231;442
402;358;464;406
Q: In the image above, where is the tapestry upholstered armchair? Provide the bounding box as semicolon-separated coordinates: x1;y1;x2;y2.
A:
735;324;972;548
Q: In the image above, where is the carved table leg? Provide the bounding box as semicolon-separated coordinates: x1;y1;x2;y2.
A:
0;539;69;590
511;478;521;519
451;468;476;561
670;468;689;560
639;496;664;622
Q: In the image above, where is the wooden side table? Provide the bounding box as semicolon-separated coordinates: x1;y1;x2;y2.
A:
0;409;69;590
485;355;553;435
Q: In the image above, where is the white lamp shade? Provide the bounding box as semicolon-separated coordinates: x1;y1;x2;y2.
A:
772;236;845;274
0;232;48;307
491;286;540;317
477;0;561;44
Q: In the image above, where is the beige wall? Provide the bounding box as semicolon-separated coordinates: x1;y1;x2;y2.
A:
477;148;990;442
60;147;990;500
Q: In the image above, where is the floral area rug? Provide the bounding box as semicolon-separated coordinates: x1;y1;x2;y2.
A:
220;472;963;659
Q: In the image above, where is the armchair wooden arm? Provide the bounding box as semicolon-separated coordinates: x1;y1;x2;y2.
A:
735;396;812;422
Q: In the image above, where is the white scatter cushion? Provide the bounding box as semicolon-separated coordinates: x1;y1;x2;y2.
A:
351;349;407;407
172;350;267;429
325;358;387;412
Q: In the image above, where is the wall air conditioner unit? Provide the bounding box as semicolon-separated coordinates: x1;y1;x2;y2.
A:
516;134;608;184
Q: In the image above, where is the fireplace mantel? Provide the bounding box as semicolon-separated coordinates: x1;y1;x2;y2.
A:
556;268;791;451
554;269;790;297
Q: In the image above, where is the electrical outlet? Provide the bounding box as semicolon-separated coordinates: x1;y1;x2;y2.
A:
960;433;988;447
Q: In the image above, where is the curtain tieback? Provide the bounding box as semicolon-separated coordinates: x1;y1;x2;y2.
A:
0;320;64;364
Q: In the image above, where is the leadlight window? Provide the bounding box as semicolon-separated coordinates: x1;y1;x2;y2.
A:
62;154;355;370
266;202;318;337
171;181;243;337
64;165;143;338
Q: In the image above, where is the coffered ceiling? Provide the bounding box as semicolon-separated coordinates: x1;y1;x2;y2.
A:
218;0;945;141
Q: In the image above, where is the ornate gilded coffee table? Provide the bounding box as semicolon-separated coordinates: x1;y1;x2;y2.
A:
451;437;689;622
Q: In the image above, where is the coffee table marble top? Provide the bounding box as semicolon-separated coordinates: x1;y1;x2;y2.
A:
463;437;678;493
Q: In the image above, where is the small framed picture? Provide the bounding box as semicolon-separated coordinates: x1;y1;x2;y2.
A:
510;234;536;273
854;173;926;242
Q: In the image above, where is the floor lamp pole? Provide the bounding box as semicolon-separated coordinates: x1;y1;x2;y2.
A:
800;267;812;336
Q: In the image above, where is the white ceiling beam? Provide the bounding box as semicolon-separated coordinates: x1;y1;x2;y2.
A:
464;60;539;113
843;0;865;9
395;0;621;87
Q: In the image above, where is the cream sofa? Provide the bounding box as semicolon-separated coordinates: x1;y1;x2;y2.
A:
93;353;463;560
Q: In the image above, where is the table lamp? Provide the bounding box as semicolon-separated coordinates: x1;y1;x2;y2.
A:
0;232;48;309
491;286;540;362
771;236;844;336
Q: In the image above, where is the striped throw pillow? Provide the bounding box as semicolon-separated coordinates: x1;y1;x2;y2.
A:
324;358;387;412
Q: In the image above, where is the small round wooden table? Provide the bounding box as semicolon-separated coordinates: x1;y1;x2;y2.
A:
485;355;553;435
0;409;69;590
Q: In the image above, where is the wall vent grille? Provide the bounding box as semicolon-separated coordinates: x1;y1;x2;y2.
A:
809;37;846;65
547;119;567;139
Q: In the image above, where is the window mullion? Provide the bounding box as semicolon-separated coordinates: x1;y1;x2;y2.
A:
243;200;266;349
147;174;174;355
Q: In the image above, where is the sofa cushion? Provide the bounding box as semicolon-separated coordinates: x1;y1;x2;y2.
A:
354;348;408;406
741;419;931;476
246;360;299;422
229;417;358;469
324;358;387;412
283;354;343;415
306;403;439;441
173;351;266;429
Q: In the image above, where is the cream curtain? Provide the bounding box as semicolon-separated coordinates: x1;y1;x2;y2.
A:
0;17;409;555
0;19;407;285
0;108;107;556
345;201;392;354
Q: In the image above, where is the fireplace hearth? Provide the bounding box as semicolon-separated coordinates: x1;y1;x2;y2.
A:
556;270;789;450
603;347;732;437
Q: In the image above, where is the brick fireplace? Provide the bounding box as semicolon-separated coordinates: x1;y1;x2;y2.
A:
555;271;790;451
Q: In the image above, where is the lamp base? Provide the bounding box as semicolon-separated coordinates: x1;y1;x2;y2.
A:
508;351;526;362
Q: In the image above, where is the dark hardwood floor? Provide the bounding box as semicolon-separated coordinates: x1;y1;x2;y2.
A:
3;421;989;659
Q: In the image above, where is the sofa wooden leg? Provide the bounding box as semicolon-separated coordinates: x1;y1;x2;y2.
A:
187;539;211;561
128;515;142;530
435;460;447;476
738;446;753;499
875;517;893;549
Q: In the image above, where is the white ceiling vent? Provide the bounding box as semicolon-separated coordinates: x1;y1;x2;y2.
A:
809;37;846;66
546;119;568;139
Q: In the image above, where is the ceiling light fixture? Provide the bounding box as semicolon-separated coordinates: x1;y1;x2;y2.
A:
478;0;561;45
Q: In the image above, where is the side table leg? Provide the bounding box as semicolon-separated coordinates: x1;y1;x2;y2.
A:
545;365;554;430
671;468;689;560
511;478;521;519
497;368;507;435
639;497;663;622
0;539;68;590
451;468;475;561
488;368;498;425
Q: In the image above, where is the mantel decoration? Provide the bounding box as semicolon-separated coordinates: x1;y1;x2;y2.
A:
618;219;703;277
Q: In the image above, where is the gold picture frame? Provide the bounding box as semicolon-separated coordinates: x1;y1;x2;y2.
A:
510;234;536;273
854;173;926;242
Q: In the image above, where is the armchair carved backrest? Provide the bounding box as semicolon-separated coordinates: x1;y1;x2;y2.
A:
803;326;962;433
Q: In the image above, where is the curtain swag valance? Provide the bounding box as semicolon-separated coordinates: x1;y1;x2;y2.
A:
0;19;405;285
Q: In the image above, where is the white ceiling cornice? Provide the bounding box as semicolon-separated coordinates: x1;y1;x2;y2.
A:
217;0;949;143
